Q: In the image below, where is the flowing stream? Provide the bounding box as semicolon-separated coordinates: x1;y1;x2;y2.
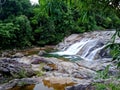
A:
52;38;110;61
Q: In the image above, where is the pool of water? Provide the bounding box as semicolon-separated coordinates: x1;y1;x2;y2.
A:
8;85;35;90
8;78;75;90
8;83;53;90
43;53;83;62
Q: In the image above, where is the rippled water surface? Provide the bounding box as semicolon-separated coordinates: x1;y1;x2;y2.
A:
9;78;75;90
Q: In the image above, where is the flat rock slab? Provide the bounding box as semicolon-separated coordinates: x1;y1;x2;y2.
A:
44;77;74;85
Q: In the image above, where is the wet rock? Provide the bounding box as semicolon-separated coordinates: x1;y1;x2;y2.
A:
0;58;35;82
1;52;11;57
18;56;32;64
55;61;96;79
56;31;116;51
18;56;53;65
38;50;46;56
31;57;53;64
12;53;24;58
76;60;113;71
56;34;80;50
41;77;75;90
55;31;119;60
72;72;89;79
0;78;42;90
66;79;94;90
76;60;118;77
99;48;111;58
66;84;95;90
43;65;53;71
43;63;58;71
44;77;75;85
32;64;44;72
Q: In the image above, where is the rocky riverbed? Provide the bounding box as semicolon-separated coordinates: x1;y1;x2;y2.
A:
0;50;119;90
0;31;120;90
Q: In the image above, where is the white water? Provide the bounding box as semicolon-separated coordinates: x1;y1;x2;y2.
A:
52;39;93;55
52;38;106;61
86;45;106;60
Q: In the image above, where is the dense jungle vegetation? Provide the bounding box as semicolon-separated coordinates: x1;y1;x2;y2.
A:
0;0;120;65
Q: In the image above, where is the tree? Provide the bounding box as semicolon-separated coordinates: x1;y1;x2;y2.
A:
0;0;32;20
14;15;33;47
0;21;19;48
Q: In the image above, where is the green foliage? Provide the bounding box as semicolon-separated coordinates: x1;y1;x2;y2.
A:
17;69;27;78
31;0;72;45
0;0;33;48
108;29;120;67
18;81;27;86
0;22;18;48
0;0;32;20
11;69;27;78
0;0;120;53
30;0;120;46
96;65;110;79
94;83;120;90
36;63;45;77
14;15;33;47
0;15;33;48
94;83;106;90
94;65;120;90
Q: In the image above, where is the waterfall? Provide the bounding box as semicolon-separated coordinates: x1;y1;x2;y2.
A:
52;39;92;55
52;31;117;61
52;38;108;61
84;45;106;60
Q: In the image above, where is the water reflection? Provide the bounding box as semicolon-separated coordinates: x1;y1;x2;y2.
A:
41;78;75;90
34;83;53;90
8;85;35;90
8;78;75;90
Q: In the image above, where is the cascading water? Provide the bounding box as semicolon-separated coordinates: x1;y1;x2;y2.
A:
53;39;94;55
52;38;107;61
51;31;118;61
85;45;107;60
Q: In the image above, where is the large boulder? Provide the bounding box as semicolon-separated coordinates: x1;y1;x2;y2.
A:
0;58;35;84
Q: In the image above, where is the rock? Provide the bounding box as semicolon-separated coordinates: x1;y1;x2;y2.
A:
66;84;95;90
43;77;75;85
12;53;24;58
56;34;80;50
31;64;41;71
43;65;53;71
0;77;42;90
55;31;119;60
18;56;54;65
55;61;96;79
38;50;46;56
1;52;11;57
66;79;94;90
56;31;116;51
76;60;112;71
18;57;32;64
72;72;88;79
0;58;35;83
31;57;53;64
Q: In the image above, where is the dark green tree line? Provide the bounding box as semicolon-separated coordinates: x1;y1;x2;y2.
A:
0;0;33;48
0;0;120;54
